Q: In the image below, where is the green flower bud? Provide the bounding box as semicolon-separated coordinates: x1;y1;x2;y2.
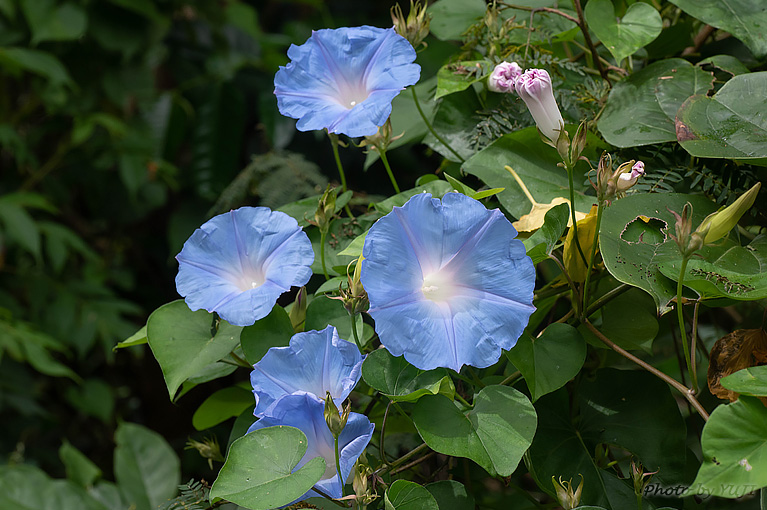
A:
630;458;658;497
324;391;350;439
314;185;338;234
552;475;583;510
185;437;224;469
695;182;760;245
391;0;431;49
288;286;307;333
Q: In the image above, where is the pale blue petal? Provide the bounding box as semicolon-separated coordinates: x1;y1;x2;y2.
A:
247;394;374;503
250;326;364;417
274;26;420;137
361;193;536;371
175;207;313;327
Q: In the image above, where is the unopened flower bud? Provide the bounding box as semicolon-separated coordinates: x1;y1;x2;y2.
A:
324;391;350;439
569;120;588;164
353;455;377;506
615;160;645;193
185;437;225;469
288;286;307;333
668;203;700;258
515;68;564;143
314;185;337;234
362;118;397;153
391;0;431;48
487;61;522;93
552;475;583;510
695;182;760;245
630;459;658;497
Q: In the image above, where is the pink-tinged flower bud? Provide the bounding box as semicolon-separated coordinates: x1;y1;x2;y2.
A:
616;160;645;192
487;61;522;93
515;69;564;142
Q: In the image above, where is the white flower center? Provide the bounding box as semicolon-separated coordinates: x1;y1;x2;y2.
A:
421;269;456;302
336;80;369;110
236;269;265;292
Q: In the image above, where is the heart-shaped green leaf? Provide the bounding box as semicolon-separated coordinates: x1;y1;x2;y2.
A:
362;348;455;403
507;323;586;401
385;480;439;510
114;423;180;510
147;300;242;399
721;366;767;397
412;385;536;476
240;305;293;365
669;0;767;59
585;0;662;63
690;397;767;498
210;426;326;509
676;72;767;165
598;59;712;147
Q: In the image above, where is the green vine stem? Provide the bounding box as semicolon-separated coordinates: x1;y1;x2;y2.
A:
564;159;589;268
676;256;697;393
329;134;348;192
349;310;363;352
378;149;401;194
328;134;354;218
334;436;344;497
582;201;604;315
320;230;330;281
410;86;465;163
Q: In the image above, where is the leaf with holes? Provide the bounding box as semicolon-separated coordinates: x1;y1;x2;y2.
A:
657;234;767;301
599;193;719;314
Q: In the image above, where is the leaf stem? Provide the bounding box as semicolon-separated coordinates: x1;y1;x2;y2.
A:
676;256;697;392
229;351;251;368
410;86;465;163
320;230;330;281
548;254;582;318
349;310;363;352
499;370;522;386
565;160;589;270
582;201;604;315
328;134;354;218
334;436;344;497
585;283;631;316
378;149;401;194
583;319;708;421
375;442;430;476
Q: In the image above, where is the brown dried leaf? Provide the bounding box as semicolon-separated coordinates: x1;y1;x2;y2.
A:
708;328;767;402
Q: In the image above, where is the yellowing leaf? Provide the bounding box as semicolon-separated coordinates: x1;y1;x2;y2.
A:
563;205;599;282
505;166;585;232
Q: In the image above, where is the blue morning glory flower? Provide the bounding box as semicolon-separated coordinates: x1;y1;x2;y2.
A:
247;393;374;502
274;26;421;138
361;192;536;372
175;207;314;327
250;326;364;417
